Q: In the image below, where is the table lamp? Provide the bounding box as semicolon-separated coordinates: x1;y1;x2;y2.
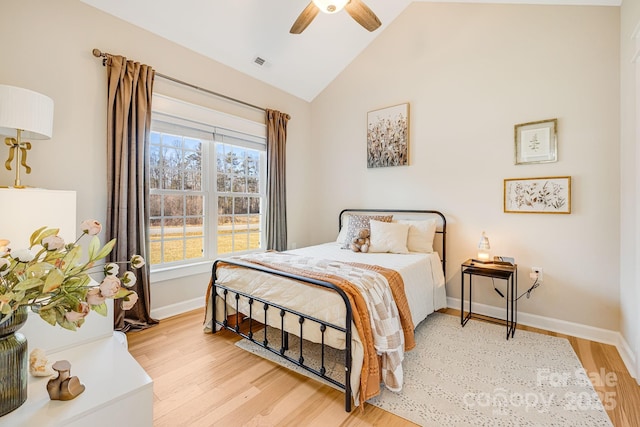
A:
0;84;54;188
475;231;491;263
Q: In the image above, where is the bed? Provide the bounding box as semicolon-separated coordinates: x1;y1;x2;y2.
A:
204;209;447;412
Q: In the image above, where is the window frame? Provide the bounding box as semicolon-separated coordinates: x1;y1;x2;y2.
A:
149;94;267;282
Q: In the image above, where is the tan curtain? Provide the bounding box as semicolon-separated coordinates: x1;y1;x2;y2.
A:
106;55;158;331
265;109;290;251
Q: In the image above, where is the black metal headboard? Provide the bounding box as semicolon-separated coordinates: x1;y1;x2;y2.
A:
338;209;447;276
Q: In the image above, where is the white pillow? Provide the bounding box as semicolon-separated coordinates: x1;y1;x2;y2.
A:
368;220;410;254
396;218;437;253
336;215;351;244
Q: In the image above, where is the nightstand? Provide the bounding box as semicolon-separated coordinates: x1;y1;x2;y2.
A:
461;259;518;339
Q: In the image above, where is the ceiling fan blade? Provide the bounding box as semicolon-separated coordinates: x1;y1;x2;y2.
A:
290;2;320;34
344;0;381;32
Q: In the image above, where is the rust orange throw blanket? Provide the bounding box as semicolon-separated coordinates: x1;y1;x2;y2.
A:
206;255;415;407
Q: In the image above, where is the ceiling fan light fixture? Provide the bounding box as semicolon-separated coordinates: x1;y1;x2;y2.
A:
312;0;349;14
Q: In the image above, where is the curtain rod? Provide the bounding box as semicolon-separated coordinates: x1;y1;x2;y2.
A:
92;48;268;115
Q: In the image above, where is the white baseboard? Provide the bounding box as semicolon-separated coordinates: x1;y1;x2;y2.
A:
616;334;638;381
447;297;637;380
151;297;205;320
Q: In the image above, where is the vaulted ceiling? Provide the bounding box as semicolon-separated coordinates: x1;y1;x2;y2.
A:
81;0;620;102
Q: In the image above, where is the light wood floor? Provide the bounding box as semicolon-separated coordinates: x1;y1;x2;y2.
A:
127;308;640;427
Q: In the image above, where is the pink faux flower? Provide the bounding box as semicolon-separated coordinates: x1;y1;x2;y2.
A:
99;275;121;298
86;288;106;306
80;219;102;236
65;312;83;322
42;235;65;251
65;302;90;323
0;239;10;256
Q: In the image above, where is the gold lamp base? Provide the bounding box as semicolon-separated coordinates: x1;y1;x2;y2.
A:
4;130;32;188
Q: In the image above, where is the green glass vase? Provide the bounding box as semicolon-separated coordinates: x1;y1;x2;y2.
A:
0;306;28;417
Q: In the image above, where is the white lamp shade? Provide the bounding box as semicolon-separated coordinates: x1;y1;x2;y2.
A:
0;84;54;139
478;231;490;250
312;0;349;13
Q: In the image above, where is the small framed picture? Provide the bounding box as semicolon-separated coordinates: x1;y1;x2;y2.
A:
504;176;571;214
514;118;558;165
367;103;409;168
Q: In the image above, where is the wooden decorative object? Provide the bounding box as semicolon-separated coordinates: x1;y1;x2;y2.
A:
47;360;85;401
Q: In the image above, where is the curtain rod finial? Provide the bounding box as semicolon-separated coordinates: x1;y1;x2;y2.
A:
92;49;102;58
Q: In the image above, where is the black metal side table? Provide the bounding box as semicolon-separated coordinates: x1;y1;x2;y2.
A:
461;259;518;339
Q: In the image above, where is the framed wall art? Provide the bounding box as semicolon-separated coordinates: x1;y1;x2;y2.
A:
514;118;558;165
504;176;571;214
367;103;409;168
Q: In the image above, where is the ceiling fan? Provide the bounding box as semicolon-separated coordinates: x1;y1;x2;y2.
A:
290;0;382;34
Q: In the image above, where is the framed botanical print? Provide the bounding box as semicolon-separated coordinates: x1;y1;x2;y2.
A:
504;176;571;214
514;118;558;165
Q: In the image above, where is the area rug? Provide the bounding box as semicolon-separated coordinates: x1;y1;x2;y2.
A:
235;313;613;426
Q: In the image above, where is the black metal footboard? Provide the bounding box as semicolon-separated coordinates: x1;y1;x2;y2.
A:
211;259;354;412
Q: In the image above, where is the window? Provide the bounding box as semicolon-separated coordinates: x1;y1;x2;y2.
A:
215;144;262;254
149;130;205;266
148;94;267;277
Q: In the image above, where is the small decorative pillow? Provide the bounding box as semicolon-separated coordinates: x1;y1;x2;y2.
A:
341;214;393;249
396;218;438;253
368;220;410;254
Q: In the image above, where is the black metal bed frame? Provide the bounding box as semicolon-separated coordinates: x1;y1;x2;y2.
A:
210;209;446;412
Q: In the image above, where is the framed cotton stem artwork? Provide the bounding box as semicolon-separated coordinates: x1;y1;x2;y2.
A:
514;118;557;165
504;176;571;214
367;103;409;168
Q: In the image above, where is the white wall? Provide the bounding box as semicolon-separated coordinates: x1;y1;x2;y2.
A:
0;0;312;317
309;3;621;332
620;0;640;380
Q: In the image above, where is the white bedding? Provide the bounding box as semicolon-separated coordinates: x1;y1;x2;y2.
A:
288;242;447;325
204;242;446;405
